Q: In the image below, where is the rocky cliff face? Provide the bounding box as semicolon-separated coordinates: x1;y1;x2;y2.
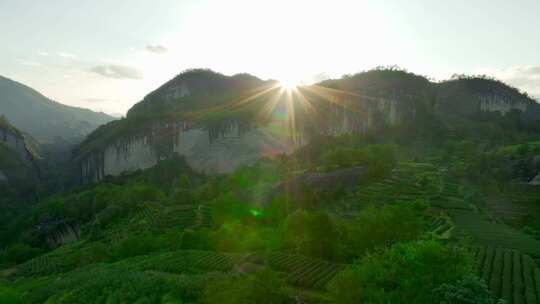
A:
435;76;539;119
76;69;540;183
78;92;412;183
478;94;528;114
0;116;39;185
1;127;33;166
80;119;300;183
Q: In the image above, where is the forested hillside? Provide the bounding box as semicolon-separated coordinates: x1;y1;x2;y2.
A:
0;76;114;144
1;68;540;303
2;105;540;302
3;0;540;302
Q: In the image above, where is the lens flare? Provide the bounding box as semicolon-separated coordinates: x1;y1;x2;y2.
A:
250;209;262;217
279;78;300;91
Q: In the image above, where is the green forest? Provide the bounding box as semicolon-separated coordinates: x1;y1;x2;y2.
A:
2;115;540;303
3;0;540;302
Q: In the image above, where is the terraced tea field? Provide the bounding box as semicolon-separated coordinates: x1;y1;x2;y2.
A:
332;162;474;216
14;242;89;277
451;210;540;258
484;187;540;226
16;252;72;277
114;250;240;274
265;252;345;289
103;203;212;244
475;247;540;304
330;161;540;259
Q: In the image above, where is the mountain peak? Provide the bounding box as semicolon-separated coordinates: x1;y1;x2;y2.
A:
126;69;265;119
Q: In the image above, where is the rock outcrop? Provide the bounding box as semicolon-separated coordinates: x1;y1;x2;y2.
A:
77;92;409;183
435;76;539;119
529;173;540;186
0;116;39;186
76;69;540;184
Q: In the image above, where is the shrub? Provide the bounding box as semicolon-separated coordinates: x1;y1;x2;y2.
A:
212;221;281;253
0;286;22;304
172;175;194;205
320;144;397;179
161;293;184;304
327;240;473;304
120;184;166;210
25;266;183;303
209;193;252;227
114;234;160;259
95;205;124;228
74;242;111;265
180;230;214;251
431;275;504;304
339;203;426;260
201;268;291;304
283;210;339;260
2;243;42;265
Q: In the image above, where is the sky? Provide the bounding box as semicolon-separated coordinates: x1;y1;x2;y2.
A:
1;0;540;116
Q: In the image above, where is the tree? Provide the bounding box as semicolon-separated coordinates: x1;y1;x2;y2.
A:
173;174;194;205
114;234;159;259
0;286;22;304
2;243;41;265
431;275;504;304
339;203;426;260
283;210;339;260
328;240;473;304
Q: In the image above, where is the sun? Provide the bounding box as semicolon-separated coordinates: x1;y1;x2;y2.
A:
279;77;301;91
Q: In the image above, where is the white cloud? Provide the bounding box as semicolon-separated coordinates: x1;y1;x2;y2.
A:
37;51;49;56
58;52;78;59
484;66;540;97
145;44;167;54
83;98;108;103
90;64;143;79
16;59;41;67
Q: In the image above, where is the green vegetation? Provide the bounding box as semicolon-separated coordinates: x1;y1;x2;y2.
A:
4;68;540;303
327;240;474;304
431;275;502;304
473;247;540;303
201;269;290;304
6;132;540;303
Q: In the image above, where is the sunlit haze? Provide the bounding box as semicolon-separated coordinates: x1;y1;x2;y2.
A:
2;0;540;115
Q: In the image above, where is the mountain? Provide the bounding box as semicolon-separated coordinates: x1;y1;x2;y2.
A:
0;115;39;197
0;75;115;144
75;68;540;183
5;69;540;304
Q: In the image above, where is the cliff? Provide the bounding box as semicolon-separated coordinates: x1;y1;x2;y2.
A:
0;116;39;188
75;68;540;183
435;76;539;118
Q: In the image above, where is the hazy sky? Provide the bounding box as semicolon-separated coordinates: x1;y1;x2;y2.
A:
1;0;540;115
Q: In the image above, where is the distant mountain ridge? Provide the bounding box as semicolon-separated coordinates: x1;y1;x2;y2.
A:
0;75;115;144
